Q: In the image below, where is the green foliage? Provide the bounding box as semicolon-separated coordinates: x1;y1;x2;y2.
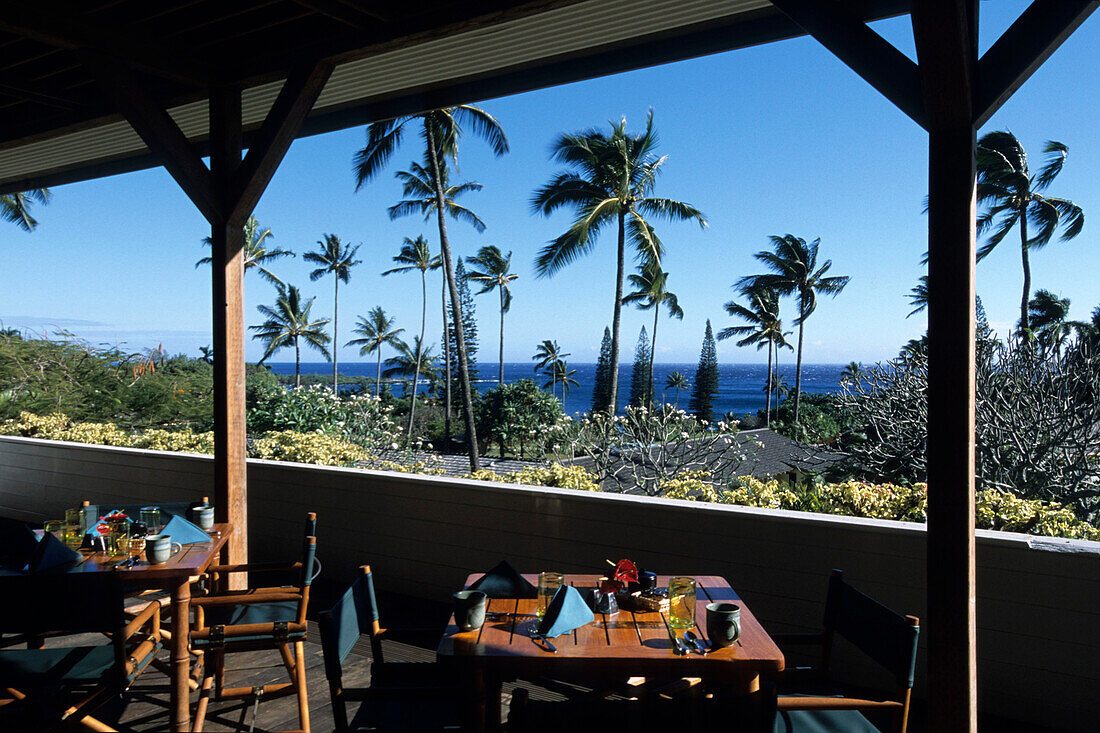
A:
591;327;613;413
628;326;652;408
466;464;599;492
767;392;854;444
688;320;719;422
247;384;402;450
475;379;565;458
250;430;367;466
448;260;479;381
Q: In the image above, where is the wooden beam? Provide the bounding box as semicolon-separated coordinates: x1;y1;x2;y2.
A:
0;3;209;88
82;53;219;223
0;80;82;111
290;0;377;29
230;59;333;226
912;2;978;731
209;85;248;590
771;0;927;129
975;0;1098;128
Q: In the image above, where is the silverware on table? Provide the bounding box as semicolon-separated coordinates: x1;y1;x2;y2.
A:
684;630;709;655
661;614;688;655
531;634;557;653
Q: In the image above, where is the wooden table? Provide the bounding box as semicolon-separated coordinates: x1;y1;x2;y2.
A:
438;574;784;732
69;523;234;732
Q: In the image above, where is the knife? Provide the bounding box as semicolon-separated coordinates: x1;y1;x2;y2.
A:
531;634;557;653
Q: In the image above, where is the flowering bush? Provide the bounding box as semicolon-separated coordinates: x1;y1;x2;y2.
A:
249;430;367;466
567;406;753;495
131;428;215;454
465;464;600;492
248;384;402;450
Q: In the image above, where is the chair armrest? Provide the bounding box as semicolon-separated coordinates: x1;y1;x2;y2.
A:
190;592;302;608
206;561;302;575
777;696;903;712
123;601;161;641
191;621;308;641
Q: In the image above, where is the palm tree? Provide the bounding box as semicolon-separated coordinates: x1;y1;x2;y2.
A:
346;306;405;396
466;245;518;385
531;111;706;414
382;235;439;440
543;359;579;413
197;216;295;285
975;131;1084;331
840;361;862;385
389;159;487;442
664;371;689;407
717;286;791;427
906;275;929;318
250;284;331;387
354;105;508;471
383;337;438;398
1;189;51;231
1025;289;1078;355
738;235;850;426
532;340;569;379
304;233;361;394
623;255;683;404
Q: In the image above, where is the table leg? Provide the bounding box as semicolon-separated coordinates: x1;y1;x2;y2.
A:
170;577;191;732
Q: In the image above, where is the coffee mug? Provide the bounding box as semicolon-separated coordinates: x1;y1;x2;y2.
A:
705;602;741;648
453;590;488;632
189;503;215;530
146;534;183;564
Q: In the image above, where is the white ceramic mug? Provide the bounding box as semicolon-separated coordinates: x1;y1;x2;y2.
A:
146;534;183;564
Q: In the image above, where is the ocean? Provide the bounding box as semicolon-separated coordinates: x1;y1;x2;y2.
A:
267;361;847;418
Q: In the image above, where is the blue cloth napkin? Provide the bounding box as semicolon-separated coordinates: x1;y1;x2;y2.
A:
537;585;595;638
467;560;537;599
29;532;82;573
0;520;39;570
160;514;211;545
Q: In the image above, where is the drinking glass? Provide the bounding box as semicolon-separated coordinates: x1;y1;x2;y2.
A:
126;535;146;559
668;576;697;629
106;516;129;555
140;507;162;534
537;571;564;618
65;507;84;534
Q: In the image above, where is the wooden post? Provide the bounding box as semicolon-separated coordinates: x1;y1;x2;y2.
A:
209;85;248;583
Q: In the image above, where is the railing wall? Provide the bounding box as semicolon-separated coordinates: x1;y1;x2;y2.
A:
1;436;1097;731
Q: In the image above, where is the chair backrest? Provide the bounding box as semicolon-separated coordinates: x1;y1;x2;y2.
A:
319;565;382;679
822;570;920;689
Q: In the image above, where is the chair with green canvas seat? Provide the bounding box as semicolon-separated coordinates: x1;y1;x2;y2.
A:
189;512;319;732
771;569;920;733
318;565;462;731
0;573;163;732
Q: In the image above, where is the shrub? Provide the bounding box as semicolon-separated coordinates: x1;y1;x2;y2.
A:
248;384;402;450
249;430;367;466
465;464;599;492
475;379;565;458
132;428;214;454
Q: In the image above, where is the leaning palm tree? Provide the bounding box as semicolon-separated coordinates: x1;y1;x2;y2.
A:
250;284;331;387
1026;289;1079;355
305;233;361;394
543;359;579;413
389;159;487;442
382;236;439;440
906;275;929;318
738;235;849;426
383;336;438;399
840;361;862;385
532;340;569;379
532;111;706;414
197;216;295;285
466;245;518;385
664;371;689;408
717;285;791;427
623;255;683;401
355;104;508;471
346;306;405;396
1;189;51;231
975;131;1084;331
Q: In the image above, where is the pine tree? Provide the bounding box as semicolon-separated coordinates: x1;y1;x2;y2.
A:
628;326;652;408
591;326;613;413
688;319;719;422
447;261;479;382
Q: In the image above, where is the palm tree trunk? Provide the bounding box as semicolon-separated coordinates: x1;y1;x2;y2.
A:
332;276;339;394
649;304;659;407
1020;210;1031;332
426;121;480;470
607;211;626;413
294;340;301;388
441;271;452;447
794;313;804;426
765;342;773;427
407;271;426;441
498;288;505;386
375;351;383;397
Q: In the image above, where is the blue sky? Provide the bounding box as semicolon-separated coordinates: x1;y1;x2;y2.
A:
3;2;1097;365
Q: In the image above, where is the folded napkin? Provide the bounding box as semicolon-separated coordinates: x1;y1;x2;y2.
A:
160;514;211;545
0;522;40;570
537;585;595;638
29;531;82;573
467;560;537;599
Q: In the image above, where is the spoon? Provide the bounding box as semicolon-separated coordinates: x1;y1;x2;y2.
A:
661;614;688;655
684;630;709;655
